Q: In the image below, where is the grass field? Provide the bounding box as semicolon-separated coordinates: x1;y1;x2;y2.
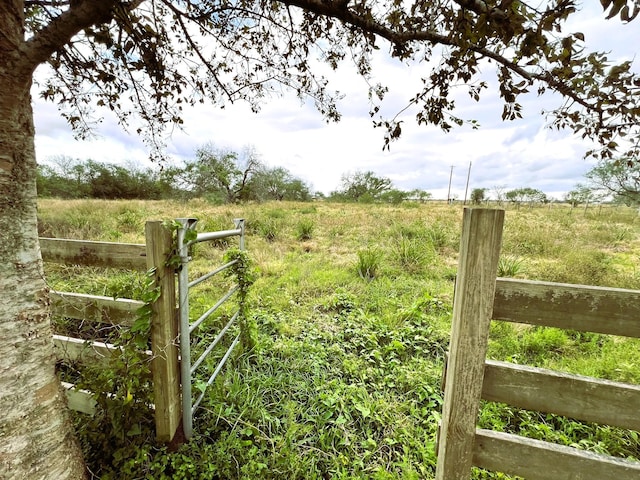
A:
39;199;640;479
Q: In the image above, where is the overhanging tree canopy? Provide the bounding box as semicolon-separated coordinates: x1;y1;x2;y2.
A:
25;0;640;160
1;1;640;479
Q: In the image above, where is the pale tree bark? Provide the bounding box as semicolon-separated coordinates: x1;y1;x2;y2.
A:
0;2;86;479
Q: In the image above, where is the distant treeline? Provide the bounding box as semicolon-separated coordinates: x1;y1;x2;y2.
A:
37;144;312;203
37;143;640;208
37;147;434;205
37;159;171;200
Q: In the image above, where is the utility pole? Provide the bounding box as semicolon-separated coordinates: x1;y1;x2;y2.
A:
447;165;454;204
463;161;472;205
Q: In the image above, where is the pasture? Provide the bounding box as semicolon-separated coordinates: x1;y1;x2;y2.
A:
39;199;640;479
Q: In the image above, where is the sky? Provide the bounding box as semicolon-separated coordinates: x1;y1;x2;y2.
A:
33;4;640;200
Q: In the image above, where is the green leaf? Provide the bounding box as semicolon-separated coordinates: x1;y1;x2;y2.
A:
185;228;198;242
126;423;142;436
354;403;371;418
334;415;347;425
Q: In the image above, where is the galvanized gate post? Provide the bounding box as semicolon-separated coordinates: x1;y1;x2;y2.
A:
176;218;197;440
234;218;245;250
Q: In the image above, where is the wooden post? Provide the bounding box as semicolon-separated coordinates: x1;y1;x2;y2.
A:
145;221;182;443
435;208;505;480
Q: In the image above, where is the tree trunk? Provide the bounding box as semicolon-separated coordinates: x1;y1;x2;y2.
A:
0;11;87;480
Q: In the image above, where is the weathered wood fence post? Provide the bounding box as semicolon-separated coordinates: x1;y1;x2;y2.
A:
145;221;182;443
435;208;504;480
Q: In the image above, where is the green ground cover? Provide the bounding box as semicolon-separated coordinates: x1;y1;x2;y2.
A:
40;199;640;479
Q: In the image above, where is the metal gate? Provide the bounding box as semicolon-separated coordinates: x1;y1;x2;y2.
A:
176;217;246;440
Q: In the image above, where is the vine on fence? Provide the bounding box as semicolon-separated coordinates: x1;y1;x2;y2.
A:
74;267;160;476
163;219;258;351
223;247;257;351
162;219;197;270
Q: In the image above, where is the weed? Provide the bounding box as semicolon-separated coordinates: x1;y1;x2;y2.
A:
295;218;315;240
117;208;143;233
299;205;317;214
321;289;358;315
612;226;633;243
256;218;280;242
396;292;450;323
266;208;287;219
425;222;453;250
393;235;432;273
329;224;346;237
497;255;524;277
223;248;258;350
356;247;382;281
520;327;569;360
402;201;421;209
541;249;614;286
390;221;427;240
607;224;633;245
502;212;564;257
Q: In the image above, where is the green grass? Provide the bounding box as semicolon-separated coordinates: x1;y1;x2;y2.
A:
38;199;640;479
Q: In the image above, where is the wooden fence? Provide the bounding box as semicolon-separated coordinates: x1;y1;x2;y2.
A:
435;208;640;479
42;221;181;443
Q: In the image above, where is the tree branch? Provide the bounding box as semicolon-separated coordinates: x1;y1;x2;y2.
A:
22;0;117;70
452;0;509;22
280;0;596;112
25;1;70;6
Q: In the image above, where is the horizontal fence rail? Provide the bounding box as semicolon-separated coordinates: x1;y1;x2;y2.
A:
189;286;238;334
473;429;640;480
189;312;239;375
192;334;240;413
188;259;238;289
51;291;143;326
41;237;147;270
53;335;152;374
194;228;243;245
61;382;97;416
481;360;640;431
54;335;121;363
42;221;182;443
493;278;640;337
